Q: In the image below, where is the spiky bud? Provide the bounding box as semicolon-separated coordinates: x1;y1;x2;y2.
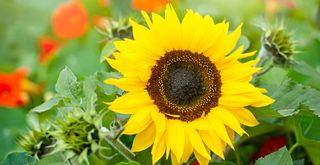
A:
263;21;296;67
51;109;107;164
101;18;132;40
18;127;56;159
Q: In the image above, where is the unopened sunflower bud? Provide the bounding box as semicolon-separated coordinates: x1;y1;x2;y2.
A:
18;127;56;159
263;22;296;67
51;109;107;164
103;18;132;40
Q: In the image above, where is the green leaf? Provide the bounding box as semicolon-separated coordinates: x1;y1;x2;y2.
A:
298;116;320;141
210;161;237;165
261;79;320;117
100;41;116;63
55;67;80;98
2;152;37;165
30;96;62;113
255;147;293;165
115;161;141;165
290;61;320;84
36;153;65;165
250;107;282;118
135;148;152;165
95;71;122;95
82;76;98;110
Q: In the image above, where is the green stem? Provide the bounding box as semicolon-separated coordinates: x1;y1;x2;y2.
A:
255;63;274;77
104;136;135;161
234;146;242;165
254;38;269;68
289;143;299;154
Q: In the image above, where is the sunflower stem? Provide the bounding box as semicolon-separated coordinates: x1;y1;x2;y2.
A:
255;63;274;77
104;136;136;161
254;43;269;68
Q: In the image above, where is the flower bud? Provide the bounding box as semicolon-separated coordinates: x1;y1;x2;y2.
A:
263;22;296;67
18;127;56;159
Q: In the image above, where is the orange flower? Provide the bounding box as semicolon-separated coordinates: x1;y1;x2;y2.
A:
39;37;60;64
93;15;109;29
52;0;89;39
0;68;28;108
98;0;109;7
132;0;171;12
264;0;296;15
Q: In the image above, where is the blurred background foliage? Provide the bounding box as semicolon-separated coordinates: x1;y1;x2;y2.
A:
1;0;320;164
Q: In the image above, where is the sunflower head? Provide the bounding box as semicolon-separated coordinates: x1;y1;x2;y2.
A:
263;22;295;67
18;127;56;160
51;109;107;164
105;4;274;165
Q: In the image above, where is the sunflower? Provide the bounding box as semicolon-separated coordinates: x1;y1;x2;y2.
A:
105;5;274;165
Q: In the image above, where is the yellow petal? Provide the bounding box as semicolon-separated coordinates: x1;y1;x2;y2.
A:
104;77;146;92
164;4;182;50
227;108;259;126
131;123;156;152
171;152;179;165
219;60;260;83
123;109;152;135
199;130;225;159
194;148;211;165
151;132;166;164
141;11;152;27
186;126;211;160
222;82;262;95
129;19;164;57
108;91;153;114
226;126;236;143
114;39;160;61
191;118;212;130
181;9;196;50
151;109;167;132
216;23;242;56
219;95;253;108
207;115;234;149
151;13;173;51
181;127;193;163
212;107;245;135
168;120;185;162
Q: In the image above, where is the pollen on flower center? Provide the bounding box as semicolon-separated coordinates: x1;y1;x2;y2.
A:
165;62;206;106
147;50;222;122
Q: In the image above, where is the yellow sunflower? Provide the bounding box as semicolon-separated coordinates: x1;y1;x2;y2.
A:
105;5;274;165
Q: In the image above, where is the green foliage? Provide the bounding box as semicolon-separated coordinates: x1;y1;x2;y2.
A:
115;161;141;165
298;116;320;141
100;41;116;62
210;161;237;165
2;152;37;165
255;147;293;165
262;79;320;117
30;97;62;113
0;108;27;161
55;67;79;98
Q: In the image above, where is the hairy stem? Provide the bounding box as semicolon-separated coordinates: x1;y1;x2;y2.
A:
255;63;274;77
254;43;269;68
104;136;136;161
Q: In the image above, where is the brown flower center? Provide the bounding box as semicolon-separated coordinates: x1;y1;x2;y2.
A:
146;50;221;122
